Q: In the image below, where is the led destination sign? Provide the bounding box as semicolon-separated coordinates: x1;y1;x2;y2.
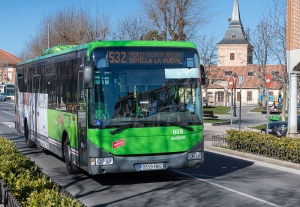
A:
108;50;184;65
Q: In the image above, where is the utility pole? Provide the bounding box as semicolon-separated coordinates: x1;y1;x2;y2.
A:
239;75;244;130
233;73;237;117
228;76;234;129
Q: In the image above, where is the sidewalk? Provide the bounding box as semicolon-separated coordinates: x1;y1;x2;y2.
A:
203;123;300;171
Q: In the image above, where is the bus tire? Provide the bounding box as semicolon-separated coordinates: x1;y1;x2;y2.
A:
64;136;81;174
24;121;36;148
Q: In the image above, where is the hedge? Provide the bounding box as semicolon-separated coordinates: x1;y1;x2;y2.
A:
225;130;300;163
0;136;84;207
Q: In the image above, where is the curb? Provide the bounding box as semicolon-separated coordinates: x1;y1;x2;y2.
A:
243;127;262;133
205;145;300;171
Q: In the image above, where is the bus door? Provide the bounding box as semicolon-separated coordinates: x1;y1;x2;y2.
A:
77;69;88;168
32;75;40;141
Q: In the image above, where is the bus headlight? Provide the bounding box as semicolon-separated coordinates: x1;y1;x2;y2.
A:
90;157;114;166
188;152;203;160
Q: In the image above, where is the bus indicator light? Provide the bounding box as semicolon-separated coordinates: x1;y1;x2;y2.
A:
90;158;95;165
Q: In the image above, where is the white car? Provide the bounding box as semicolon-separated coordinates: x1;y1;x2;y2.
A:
0;93;6;101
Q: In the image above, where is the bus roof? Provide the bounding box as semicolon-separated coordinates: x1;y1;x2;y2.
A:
17;40;197;66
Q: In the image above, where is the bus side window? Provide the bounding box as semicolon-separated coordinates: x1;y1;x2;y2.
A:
200;65;206;85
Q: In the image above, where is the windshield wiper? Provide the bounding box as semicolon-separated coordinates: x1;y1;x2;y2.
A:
109;120;194;135
133;120;194;131
110;124;133;135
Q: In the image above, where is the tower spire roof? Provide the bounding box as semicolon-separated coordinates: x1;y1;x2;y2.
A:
231;0;242;25
218;0;249;45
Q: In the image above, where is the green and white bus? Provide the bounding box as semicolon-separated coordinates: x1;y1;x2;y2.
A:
15;41;205;175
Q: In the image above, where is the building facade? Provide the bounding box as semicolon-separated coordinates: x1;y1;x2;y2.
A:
0;49;21;98
204;0;284;107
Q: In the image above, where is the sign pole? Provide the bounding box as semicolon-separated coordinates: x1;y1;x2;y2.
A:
231;89;233;129
228;76;234;129
238;75;244;130
266;74;272;134
266;89;269;134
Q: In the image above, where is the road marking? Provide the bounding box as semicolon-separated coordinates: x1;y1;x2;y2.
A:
173;170;282;207
0;122;15;128
0;109;14;116
0;101;14;105
205;149;300;175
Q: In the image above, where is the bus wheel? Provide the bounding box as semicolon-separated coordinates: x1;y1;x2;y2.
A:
24;121;35;148
64;136;81;174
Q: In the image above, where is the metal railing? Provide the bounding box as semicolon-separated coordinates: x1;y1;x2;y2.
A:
0;179;21;207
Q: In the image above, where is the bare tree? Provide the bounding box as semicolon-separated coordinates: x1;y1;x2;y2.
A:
94;13;111;41
0;57;9;82
141;30;165;40
196;34;218;106
139;0;215;41
248;0;287;119
113;15;149;40
249;17;274;107
264;0;288;120
20;6;111;59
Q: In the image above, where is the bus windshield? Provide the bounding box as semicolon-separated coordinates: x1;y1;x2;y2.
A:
88;47;202;129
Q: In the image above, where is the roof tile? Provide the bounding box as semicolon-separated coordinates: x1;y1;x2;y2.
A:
207;65;285;90
0;49;22;65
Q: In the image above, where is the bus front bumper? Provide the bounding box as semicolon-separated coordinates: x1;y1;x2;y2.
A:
87;139;204;175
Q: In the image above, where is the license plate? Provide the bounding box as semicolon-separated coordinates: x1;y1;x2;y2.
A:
138;163;164;171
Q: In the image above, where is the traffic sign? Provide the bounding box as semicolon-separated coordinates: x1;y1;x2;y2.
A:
228;76;234;90
239;75;244;84
266;74;271;88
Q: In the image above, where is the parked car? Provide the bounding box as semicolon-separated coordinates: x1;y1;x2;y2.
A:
261;106;281;114
0;93;6;101
266;115;300;137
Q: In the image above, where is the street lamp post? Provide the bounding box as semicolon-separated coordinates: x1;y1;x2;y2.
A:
4;74;7;94
233;73;237;117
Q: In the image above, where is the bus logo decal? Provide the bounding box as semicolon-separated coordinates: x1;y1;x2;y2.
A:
58;114;63;125
112;139;125;149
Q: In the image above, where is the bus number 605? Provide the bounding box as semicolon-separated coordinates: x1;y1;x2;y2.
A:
173;129;183;135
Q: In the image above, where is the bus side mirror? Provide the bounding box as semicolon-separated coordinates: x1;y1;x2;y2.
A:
200;65;206;85
84;61;95;89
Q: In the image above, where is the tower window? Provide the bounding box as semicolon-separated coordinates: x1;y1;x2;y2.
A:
232;34;236;38
230;53;235;60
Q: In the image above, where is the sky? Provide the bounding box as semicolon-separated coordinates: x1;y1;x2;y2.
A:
0;0;274;56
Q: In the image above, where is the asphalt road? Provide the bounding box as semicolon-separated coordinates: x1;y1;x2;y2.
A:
1;101;300;207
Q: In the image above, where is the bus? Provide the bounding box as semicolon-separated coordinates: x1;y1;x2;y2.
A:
15;41;205;175
0;83;15;100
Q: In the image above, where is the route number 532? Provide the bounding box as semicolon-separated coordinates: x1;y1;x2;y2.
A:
109;51;126;64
